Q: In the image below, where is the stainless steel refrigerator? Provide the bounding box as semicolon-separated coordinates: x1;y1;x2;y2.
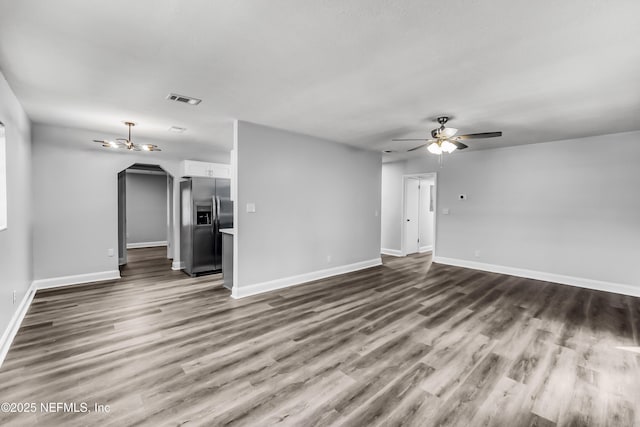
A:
180;178;233;276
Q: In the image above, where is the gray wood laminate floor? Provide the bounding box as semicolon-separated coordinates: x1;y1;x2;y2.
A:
0;248;639;426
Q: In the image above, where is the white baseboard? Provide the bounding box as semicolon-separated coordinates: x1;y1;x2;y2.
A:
419;245;433;253
433;256;640;298
232;257;382;299
32;270;121;290
171;261;184;271
127;241;167;249
381;248;403;257
0;281;37;368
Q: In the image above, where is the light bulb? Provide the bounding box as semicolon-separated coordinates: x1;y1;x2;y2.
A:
441;140;457;153
427;142;442;155
108;141;118;148
142;145;151;151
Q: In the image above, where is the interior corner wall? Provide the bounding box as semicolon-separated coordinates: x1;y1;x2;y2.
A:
404;131;640;289
125;172;168;245
235;121;382;294
30;123;187;281
380;161;405;252
0;72;32;339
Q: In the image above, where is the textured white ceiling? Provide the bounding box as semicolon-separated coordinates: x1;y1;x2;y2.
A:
0;0;639;158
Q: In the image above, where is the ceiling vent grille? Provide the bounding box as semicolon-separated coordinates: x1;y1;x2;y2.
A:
166;93;202;105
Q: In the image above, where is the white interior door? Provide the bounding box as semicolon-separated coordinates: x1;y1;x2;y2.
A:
404;178;420;255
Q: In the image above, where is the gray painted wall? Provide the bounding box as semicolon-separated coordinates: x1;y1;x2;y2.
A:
404;131;640;287
125;172;167;245
235;121;382;288
31;123;229;280
0;72;32;338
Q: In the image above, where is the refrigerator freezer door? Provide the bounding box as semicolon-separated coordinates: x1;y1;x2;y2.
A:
193;201;215;274
212;195;222;271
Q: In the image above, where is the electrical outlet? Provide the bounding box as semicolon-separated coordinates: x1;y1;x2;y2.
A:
12;290;16;305
107;248;115;257
474;249;481;258
327;255;332;263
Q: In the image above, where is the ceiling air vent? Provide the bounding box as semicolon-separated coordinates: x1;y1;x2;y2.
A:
166;93;202;105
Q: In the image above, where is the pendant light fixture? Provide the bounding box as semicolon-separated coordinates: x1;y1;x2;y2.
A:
93;122;161;152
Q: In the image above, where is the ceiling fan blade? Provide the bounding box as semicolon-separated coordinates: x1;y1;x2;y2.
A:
95;139;124;148
449;140;468;150
391;138;429;141
407;144;428;152
457;131;502;140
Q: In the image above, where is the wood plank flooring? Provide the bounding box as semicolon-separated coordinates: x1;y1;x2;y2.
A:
0;248;639;426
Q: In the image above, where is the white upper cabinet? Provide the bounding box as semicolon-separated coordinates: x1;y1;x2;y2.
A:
180;160;231;179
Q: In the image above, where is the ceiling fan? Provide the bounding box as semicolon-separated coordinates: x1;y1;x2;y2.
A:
385;116;502;154
94;122;161;152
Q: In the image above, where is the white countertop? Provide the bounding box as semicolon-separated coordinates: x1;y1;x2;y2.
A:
220;228;235;235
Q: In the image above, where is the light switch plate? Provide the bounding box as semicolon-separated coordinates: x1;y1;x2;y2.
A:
246;203;256;213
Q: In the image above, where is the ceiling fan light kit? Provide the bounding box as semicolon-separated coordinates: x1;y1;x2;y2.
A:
389;116;502;156
93;121;161;152
427;139;458;155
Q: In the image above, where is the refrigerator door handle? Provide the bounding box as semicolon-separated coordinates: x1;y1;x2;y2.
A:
215;196;221;228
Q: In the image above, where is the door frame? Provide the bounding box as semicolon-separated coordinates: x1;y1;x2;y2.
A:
401;173;437;257
166;174;174;260
117;170;127;266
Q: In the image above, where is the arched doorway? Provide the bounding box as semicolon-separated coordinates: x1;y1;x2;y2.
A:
117;163;174;268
